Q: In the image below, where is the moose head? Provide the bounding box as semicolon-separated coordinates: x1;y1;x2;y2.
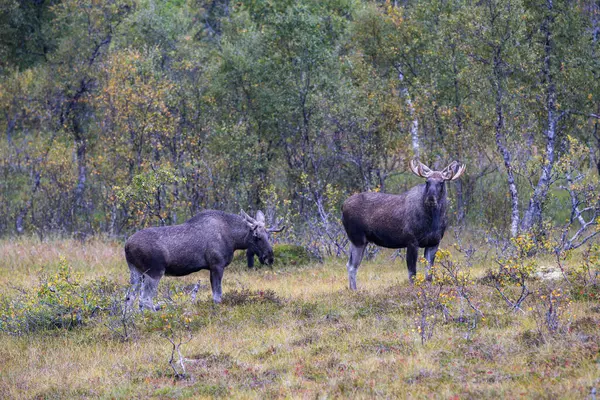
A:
240;210;285;266
409;160;466;208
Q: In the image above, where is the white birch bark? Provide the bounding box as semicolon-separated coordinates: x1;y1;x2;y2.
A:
522;2;558;231
396;64;420;159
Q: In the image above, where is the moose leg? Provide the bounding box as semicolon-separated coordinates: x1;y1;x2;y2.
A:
424;245;439;281
125;265;142;311
139;273;162;311
210;267;224;303
406;245;419;282
246;249;255;269
347;243;366;290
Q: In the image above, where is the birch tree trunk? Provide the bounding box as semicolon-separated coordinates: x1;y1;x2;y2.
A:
62;78;91;233
395;64;420;159
492;47;520;237
452;47;466;223
521;2;558;232
590;1;600;177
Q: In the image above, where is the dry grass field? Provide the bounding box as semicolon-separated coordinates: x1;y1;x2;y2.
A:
0;236;599;399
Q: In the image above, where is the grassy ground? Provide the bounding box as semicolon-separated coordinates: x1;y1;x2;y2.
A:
0;237;599;399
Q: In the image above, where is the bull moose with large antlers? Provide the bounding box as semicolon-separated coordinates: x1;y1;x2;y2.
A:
342;160;466;289
125;210;284;310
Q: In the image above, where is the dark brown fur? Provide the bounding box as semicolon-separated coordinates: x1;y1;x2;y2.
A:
341;160;465;289
125;210;275;309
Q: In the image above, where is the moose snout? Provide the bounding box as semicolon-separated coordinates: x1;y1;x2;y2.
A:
265;252;274;265
261;250;274;265
425;196;438;207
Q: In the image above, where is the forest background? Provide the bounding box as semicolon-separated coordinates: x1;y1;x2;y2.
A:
1;0;599;255
2;1;600;397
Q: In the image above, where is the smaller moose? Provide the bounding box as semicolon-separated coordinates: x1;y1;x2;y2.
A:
125;210;283;310
342;159;465;289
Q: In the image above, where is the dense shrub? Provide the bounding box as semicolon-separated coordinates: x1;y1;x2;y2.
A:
232;244;315;269
0;258;121;335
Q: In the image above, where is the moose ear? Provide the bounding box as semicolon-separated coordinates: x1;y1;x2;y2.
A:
409;159;433;178
441;161;466;181
255;210;265;224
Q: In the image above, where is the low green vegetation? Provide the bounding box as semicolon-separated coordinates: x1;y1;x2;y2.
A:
0;236;598;399
230;244;315;270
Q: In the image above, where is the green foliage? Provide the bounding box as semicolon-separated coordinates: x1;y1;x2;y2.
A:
0;257;120;335
273;244;314;267
232;244;314;268
567;243;600;301
1;0;600;243
142;290;195;334
482;234;542;310
115;165;185;226
115;0;193;51
411;248;481;343
0;0;56;71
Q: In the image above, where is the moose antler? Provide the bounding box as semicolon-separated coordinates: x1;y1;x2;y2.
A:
409;159;434;178
441;161;466;181
240;209;258;229
267;217;286;233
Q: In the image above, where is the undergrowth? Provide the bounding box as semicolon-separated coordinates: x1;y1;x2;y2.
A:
0;237;599;399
